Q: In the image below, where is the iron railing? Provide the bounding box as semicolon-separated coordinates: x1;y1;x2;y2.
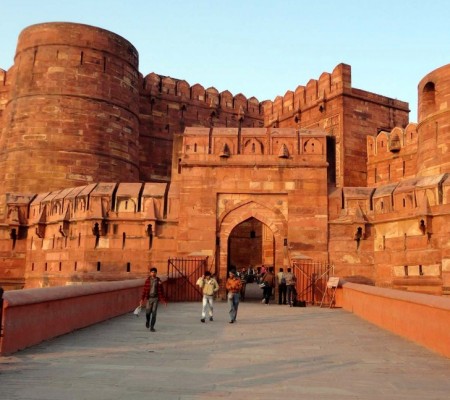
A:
292;260;334;305
166;257;208;302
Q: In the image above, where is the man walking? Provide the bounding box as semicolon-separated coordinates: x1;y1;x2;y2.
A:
140;267;167;332
277;267;287;305
285;267;296;307
196;271;219;322
226;270;242;323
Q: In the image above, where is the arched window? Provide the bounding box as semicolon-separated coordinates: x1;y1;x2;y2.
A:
422;81;436;115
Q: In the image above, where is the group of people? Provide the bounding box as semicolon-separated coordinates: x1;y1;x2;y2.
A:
258;266;297;305
276;267;297;306
195;269;245;324
139;266;298;331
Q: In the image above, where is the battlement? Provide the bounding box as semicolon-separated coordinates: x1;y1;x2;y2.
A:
335;172;450;224
21;182;168;230
141;72;265;117
367;123;418;186
17;22;139;67
263;63;409;128
263;64;352;125
367;123;418;158
137;73;266;181
181;127;327;162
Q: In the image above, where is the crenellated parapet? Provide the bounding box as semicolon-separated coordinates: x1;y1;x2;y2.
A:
367;123;418;186
3;182;174;287
8;182;170;250
262;63;409;188
141;72;264;117
23;183;169;237
263;64;352;127
337;173;449;219
367;123;418;158
330;173;450;264
138;72;266;182
180;127;327;165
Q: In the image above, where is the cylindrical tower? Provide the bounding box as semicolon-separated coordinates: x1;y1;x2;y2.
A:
0;22;140;197
416;63;450;176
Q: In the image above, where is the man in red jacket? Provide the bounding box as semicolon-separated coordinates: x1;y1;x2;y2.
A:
140;267;167;332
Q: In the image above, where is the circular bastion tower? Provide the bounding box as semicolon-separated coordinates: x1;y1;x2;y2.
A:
417;63;450;176
0;22;140;198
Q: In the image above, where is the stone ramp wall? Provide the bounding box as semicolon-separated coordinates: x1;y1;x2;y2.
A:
337;282;450;358
0;279;145;356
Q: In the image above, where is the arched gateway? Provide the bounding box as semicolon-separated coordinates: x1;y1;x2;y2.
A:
217;200;287;284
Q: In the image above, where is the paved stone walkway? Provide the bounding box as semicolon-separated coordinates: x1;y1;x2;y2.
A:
0;297;449;400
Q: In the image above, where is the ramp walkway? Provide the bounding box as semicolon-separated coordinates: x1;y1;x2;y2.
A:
0;301;449;400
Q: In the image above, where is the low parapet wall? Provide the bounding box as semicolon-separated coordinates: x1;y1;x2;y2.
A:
2;280;449;358
339;283;450;358
0;279;145;356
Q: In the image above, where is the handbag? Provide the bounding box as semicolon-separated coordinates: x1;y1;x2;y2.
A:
259;282;268;288
133;305;143;316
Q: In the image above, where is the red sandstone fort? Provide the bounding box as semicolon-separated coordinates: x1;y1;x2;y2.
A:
0;22;449;296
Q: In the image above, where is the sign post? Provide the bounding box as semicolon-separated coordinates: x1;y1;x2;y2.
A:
320;277;339;308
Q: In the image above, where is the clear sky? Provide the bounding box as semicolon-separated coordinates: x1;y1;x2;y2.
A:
1;0;449;122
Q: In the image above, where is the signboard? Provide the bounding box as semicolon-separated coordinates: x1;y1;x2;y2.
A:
327;276;340;288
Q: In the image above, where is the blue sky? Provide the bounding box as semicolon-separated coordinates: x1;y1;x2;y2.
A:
1;0;449;121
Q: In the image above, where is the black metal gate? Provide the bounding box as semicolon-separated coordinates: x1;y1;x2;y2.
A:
166;257;209;302
292;260;334;305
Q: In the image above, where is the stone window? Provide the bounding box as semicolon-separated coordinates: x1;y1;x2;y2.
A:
422;82;436;114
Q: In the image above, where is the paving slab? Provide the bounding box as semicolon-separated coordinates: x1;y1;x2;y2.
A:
0;299;449;400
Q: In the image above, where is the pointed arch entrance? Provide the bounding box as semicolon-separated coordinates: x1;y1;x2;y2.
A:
228;217;273;271
218;200;287;284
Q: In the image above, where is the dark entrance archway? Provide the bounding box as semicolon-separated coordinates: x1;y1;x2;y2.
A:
217;199;288;300
227;217;274;300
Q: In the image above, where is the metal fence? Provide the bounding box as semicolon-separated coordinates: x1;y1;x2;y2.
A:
292;260;334;305
165;257;208;302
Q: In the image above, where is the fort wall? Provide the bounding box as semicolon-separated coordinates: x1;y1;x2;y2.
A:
417;64;450;176
137;73;265;181
173;127;330;281
263;64;410;188
2;22;450;296
366;123;419;186
0;182;177;289
329;174;450;294
0;23;141;220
